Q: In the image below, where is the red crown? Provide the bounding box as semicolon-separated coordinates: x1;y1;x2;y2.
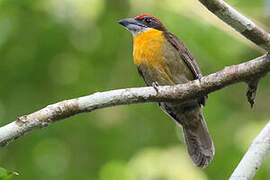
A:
135;14;161;22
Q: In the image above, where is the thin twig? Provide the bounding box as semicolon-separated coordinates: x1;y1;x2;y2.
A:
230;121;270;180
0;54;269;146
199;0;270;52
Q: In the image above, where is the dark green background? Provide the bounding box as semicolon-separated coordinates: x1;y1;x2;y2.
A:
0;0;270;179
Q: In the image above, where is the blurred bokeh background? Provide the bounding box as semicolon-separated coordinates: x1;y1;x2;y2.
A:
0;0;270;179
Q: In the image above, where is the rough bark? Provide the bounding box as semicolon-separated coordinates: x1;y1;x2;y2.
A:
0;54;269;146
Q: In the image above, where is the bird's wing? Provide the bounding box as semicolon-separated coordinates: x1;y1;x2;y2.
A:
163;31;207;106
163;31;202;80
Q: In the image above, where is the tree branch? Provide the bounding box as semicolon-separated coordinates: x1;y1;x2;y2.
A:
199;0;270;52
230;121;270;180
197;1;270;177
0;54;269;147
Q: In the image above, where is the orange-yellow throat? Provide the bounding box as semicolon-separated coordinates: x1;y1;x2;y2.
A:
133;29;166;68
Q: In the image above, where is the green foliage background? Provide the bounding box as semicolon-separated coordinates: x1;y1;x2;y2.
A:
0;0;270;179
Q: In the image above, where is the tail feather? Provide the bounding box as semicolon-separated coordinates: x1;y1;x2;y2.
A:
183;121;214;168
160;102;215;168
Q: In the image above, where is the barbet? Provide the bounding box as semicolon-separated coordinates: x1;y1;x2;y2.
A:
119;15;214;168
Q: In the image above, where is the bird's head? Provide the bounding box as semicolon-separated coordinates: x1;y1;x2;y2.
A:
118;15;167;36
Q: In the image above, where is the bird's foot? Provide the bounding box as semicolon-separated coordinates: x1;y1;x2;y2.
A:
152;82;159;94
198;74;203;82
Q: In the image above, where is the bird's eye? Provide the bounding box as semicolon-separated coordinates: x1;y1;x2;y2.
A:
144;18;152;23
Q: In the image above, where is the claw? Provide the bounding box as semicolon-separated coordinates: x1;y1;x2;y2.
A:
197;74;202;82
152;82;159;94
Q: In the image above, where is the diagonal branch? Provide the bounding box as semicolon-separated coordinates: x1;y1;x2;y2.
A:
230;121;270;180
198;0;270;177
0;54;269;147
198;0;270;52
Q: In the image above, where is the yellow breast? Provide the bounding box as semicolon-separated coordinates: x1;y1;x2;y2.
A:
133;29;166;68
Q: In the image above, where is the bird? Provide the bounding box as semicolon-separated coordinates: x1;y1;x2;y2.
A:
118;15;214;168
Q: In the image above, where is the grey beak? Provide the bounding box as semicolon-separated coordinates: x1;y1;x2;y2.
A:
118;18;139;27
118;18;146;34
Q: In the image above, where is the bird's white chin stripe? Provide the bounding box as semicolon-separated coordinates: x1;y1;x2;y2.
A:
124;26;151;37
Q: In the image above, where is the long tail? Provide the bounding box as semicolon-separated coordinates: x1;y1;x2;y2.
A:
182;111;214;168
160;102;215;168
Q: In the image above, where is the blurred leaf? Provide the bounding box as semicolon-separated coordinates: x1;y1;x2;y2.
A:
0;167;18;180
99;161;135;180
128;146;208;180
